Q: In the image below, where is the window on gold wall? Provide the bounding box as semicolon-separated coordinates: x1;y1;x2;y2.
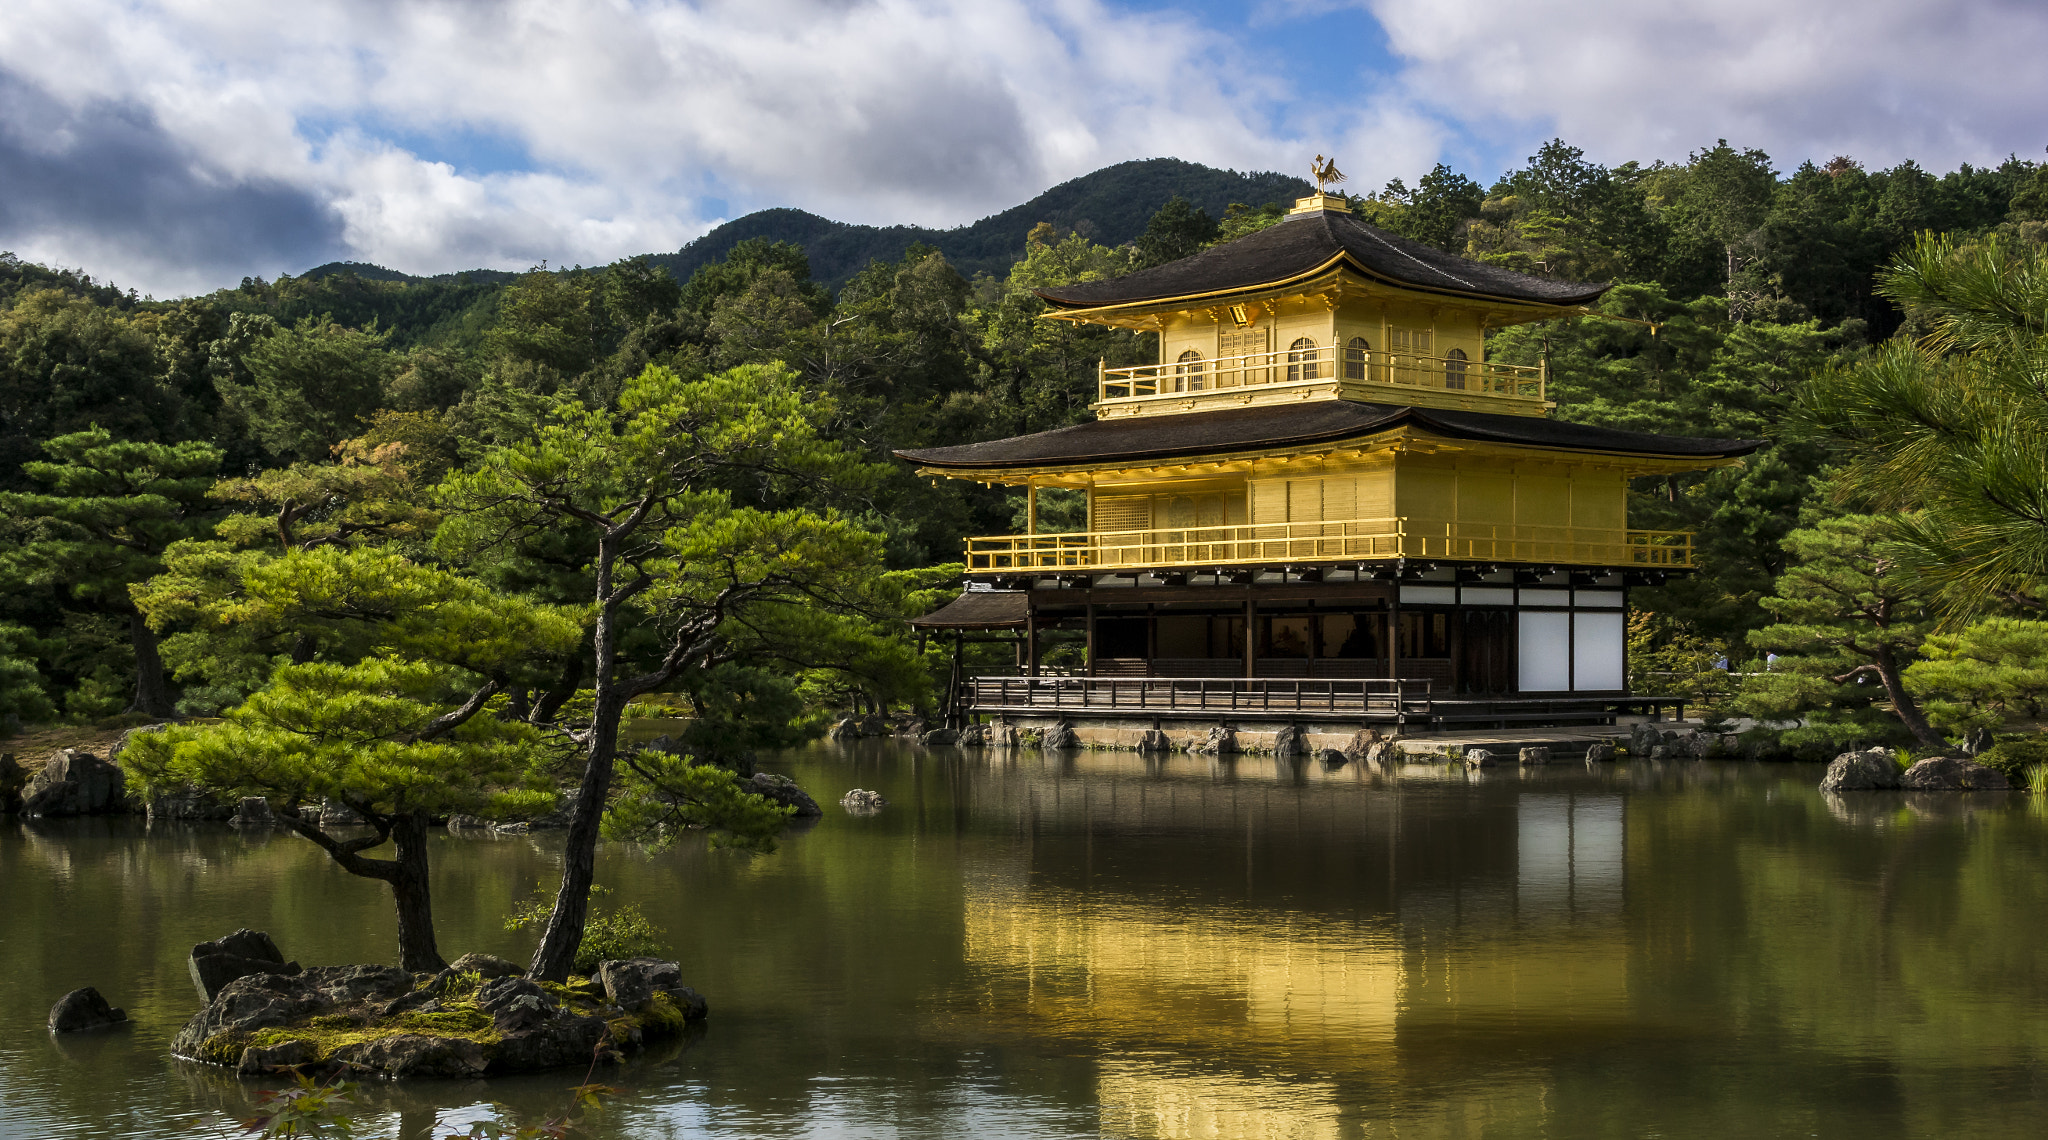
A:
1344;337;1369;380
1286;337;1321;382
1444;347;1469;390
1175;349;1205;392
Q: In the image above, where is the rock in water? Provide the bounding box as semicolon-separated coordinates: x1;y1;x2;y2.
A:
1272;725;1308;758
22;749;127;817
189;929;301;1002
746;772;823;817
1820;751;1903;792
48;987;127;1033
826;716;859;741
447;952;525;980
1317;748;1349;767
918;727;958;746
1189;726;1237;755
840;789;887;811
1464;748;1500;769
1519;746;1552;766
146;787;234;822
1583;741;1617;763
595;957;709;1020
231;797;274;826
989;722;1020;749
1363;739;1397;767
1900;756;2012;791
954;723;990;747
1041;722;1080;750
1136;728;1172;754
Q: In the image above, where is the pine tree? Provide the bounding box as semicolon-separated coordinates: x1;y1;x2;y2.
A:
1738;514;1944;749
0;428;221;717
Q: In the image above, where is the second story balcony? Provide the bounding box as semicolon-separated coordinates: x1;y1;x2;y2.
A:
1096;342;1549;419
964;517;1694;575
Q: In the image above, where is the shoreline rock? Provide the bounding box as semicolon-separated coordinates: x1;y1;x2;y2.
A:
171;933;706;1080
49;987;128;1033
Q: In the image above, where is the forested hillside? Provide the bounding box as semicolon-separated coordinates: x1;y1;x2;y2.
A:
6;139;2048;756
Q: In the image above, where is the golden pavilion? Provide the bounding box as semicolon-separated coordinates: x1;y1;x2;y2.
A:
898;190;1758;730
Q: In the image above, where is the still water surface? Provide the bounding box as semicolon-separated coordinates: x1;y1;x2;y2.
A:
5;743;2048;1138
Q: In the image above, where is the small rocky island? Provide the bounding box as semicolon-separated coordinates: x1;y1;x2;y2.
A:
171;930;706;1079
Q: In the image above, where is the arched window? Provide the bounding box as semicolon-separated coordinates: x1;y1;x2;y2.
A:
1286;337;1321;383
1175;349;1205;392
1444;347;1469;390
1343;336;1370;381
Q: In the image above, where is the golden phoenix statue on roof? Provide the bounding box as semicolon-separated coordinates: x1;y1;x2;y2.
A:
1312;155;1346;194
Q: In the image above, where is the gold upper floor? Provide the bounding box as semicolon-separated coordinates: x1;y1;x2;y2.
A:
1054;195;1575;420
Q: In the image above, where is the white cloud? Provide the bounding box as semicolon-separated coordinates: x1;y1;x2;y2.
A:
1366;0;2048;173
0;0;1439;294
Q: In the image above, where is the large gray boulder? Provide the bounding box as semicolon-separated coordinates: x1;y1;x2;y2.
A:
48;987;127;1033
918;727;958;746
1463;748;1501;769
189;929;301;1002
746;771;822;817
1272;725;1308;758
1189;726;1238;755
146;787;235;822
1900;756;2011;791
1316;748;1349;767
1519;746;1552;766
1136;728;1172;754
1041;722;1081;750
595;957;709;1021
448;952;525;980
989;722;1020;749
22;749;128;817
840;789;887;812
954;723;990;747
1820;750;1902;792
1584;741;1617;764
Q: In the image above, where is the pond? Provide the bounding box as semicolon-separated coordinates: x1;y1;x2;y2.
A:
5;742;2048;1138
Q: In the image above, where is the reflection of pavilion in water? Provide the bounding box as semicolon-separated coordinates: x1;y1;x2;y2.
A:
956;755;1628;1137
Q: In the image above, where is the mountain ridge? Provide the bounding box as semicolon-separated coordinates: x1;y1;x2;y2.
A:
303;158;1311;289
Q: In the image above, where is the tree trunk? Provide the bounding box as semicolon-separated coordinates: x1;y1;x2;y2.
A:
531;652;585;725
502;687;532;722
127;610;175;718
388;812;447;973
529;546;628;982
528;684;624;981
1874;647;1946;750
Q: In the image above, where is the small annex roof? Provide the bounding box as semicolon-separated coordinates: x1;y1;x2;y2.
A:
895;401;1761;471
908;589;1029;629
1036;205;1608;310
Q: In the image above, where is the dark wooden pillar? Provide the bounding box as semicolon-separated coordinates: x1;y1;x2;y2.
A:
1243;595;1257;678
1026;601;1040;677
1146;603;1157;679
1085;601;1097;677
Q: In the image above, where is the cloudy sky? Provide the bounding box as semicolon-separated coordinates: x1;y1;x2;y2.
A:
2;0;2043;297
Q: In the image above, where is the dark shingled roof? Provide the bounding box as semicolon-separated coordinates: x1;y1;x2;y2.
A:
895;402;1761;470
1036;207;1608;309
909;590;1029;629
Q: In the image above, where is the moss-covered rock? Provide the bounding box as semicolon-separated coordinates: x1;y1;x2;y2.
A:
176;957;705;1080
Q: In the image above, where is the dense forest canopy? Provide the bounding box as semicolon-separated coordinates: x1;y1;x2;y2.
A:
6;138;2048;753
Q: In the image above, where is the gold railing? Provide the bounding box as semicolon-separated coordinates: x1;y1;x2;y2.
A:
965;517;1692;571
1099;343;1545;404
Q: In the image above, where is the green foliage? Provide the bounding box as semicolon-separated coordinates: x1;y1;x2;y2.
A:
604;748;795;854
506;882;668;973
218;314;395;462
1975;738;2048;787
0;621;54;725
119;657;560;817
1135;195;1219;266
1907;618;2048;733
1800;233;2048;615
1738;513;1944;749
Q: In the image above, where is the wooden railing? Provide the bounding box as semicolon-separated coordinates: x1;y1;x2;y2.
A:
965;675;1432;716
1099;342;1545;405
964;517;1693;572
